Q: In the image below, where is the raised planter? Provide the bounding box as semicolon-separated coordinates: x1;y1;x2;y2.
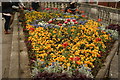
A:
16;4;119;78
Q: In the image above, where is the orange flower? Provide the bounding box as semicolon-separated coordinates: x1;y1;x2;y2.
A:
76;61;81;65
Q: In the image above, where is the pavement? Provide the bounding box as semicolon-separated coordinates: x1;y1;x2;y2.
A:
0;12;2;80
109;52;119;78
2;17;13;78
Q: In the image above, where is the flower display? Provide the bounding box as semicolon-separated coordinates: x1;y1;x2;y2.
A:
22;10;115;79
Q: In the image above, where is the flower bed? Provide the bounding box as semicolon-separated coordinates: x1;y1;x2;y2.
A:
20;9;119;79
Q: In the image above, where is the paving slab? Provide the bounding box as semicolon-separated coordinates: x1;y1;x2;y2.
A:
109;53;118;78
2;17;13;78
0;12;2;80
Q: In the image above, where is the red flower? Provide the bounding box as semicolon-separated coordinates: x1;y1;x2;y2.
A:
53;8;58;10
95;38;102;41
66;19;71;22
48;20;53;23
42;8;45;10
98;19;102;22
64;21;68;24
45;8;50;10
23;29;26;31
58;23;62;26
29;28;35;31
72;19;76;22
74;21;78;24
70;56;80;61
80;11;84;13
62;42;68;48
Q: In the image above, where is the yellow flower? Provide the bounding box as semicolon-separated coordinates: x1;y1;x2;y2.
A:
76;61;83;65
67;63;71;67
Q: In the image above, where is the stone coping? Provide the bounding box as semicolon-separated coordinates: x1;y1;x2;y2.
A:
9;14;31;78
